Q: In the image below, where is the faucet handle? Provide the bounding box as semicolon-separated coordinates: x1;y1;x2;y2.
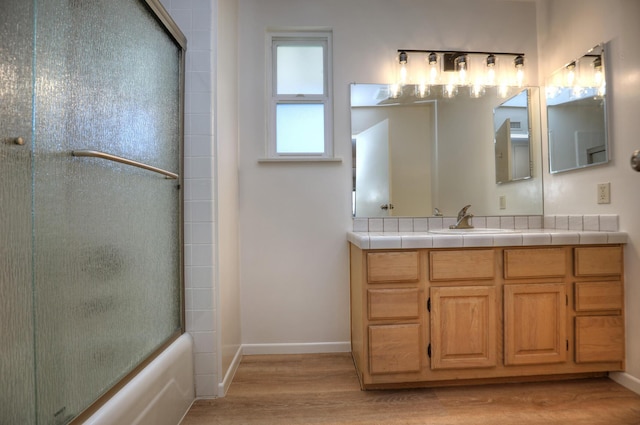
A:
457;204;471;220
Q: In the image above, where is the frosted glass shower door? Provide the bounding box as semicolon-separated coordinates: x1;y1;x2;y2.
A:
31;0;185;422
0;1;36;423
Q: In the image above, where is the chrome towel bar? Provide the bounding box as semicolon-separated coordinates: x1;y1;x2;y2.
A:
72;150;179;179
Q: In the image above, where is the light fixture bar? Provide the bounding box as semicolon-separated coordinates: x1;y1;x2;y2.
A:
397;49;525;57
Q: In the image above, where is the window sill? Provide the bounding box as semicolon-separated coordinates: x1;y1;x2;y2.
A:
258;157;343;164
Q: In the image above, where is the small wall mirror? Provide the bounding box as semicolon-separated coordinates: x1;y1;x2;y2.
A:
351;83;543;217
547;44;608;173
494;89;532;184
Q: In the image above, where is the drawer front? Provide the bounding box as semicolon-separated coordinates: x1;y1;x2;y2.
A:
575;281;623;312
368;288;420;320
575;316;624;363
575;246;623;276
368;324;422;374
367;251;420;284
504;248;566;279
429;250;494;281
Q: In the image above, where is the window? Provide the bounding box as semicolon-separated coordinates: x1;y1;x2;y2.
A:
267;32;333;159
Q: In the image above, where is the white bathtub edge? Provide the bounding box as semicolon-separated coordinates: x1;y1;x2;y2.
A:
83;333;195;425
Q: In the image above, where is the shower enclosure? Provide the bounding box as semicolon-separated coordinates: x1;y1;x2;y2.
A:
1;0;185;423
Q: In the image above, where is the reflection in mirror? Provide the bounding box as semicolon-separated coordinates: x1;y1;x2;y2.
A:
547;44;608;173
351;84;543;218
494;89;532;184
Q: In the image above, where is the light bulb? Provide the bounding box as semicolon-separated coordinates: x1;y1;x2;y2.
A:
471;82;485;98
516;68;524;87
415;82;429;98
486;54;496;86
457;56;468;85
397;51;409;86
566;62;576;86
498;83;509;98
428;52;439;84
389;83;401;98
514;55;525;87
444;82;457;98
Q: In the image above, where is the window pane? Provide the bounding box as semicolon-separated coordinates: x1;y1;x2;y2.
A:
277;45;324;95
276;104;325;153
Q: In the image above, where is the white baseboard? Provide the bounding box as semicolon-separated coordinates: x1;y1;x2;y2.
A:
609;371;640;395
217;345;243;397
242;341;351;355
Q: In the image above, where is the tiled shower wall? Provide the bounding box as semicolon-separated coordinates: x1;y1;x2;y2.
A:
163;0;218;397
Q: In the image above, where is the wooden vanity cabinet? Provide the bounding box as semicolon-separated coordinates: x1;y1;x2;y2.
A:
350;244;625;390
350;248;427;386
573;247;625;365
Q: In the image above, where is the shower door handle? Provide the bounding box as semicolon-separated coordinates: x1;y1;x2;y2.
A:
72;150;179;179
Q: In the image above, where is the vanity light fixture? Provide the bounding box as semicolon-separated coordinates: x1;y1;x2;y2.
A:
394;49;525;98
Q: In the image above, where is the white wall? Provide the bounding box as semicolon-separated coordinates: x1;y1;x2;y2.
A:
215;0;242;395
238;0;538;352
537;0;640;391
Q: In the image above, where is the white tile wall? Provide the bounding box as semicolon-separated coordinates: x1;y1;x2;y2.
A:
352;215;620;232
163;0;217;398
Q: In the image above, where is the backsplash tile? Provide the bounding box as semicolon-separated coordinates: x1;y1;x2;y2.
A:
399;218;414;232
352;215;620;232
569;215;583;231
600;215;619;231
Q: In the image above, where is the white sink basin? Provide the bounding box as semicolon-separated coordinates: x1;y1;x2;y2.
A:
428;228;517;234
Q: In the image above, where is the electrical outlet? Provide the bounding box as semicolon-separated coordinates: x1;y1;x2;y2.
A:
499;195;506;209
597;182;610;204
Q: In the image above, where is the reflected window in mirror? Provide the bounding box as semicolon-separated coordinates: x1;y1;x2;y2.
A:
546;44;608;173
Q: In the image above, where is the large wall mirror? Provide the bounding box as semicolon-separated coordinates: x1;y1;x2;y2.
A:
351;84;543;217
547;44;608;173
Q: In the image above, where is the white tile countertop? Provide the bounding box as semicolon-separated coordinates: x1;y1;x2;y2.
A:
349;215;627;250
348;229;628;250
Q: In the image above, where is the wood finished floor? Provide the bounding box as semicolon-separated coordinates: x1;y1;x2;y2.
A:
181;353;640;425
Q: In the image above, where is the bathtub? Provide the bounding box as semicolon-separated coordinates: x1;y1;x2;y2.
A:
83;333;195;425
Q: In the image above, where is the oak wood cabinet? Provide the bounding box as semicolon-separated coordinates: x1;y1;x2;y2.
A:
349;244;625;390
430;285;497;370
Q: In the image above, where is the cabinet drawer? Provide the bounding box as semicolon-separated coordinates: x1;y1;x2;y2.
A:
368;289;420;320
575;281;623;312
504;248;566;279
574;246;623;276
367;251;420;284
368;324;421;374
575;316;624;363
429;250;494;281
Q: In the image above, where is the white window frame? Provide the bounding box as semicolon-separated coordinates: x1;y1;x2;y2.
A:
266;31;334;160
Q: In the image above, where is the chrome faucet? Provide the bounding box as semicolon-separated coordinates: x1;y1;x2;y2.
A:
450;204;474;229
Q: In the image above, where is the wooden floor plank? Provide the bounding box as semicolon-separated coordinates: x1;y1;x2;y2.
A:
181;353;640;425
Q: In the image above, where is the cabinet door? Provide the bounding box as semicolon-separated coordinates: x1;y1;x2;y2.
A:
504;283;567;365
369;324;422;374
575;316;624;363
430;286;497;369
